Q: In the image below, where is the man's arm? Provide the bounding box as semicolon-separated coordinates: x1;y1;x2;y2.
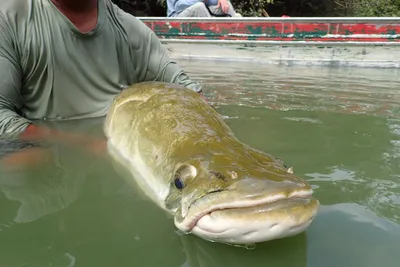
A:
0;97;31;137
0;16;31;137
135;18;203;93
0;15;106;157
0;44;104;149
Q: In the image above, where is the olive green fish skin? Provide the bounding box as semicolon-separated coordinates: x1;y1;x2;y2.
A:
104;82;319;245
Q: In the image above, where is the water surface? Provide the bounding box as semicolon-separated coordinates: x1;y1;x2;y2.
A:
0;61;399;267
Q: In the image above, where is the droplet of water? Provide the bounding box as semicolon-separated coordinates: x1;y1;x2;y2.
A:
244;243;256;250
174;228;189;236
228;242;256;250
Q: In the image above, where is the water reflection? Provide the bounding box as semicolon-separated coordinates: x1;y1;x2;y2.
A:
307;203;400;267
180;233;307;267
1;149;89;224
0;162;309;267
0;119;105;225
1;166;399;267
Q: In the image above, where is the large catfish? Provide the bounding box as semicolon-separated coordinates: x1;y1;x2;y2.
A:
104;82;319;246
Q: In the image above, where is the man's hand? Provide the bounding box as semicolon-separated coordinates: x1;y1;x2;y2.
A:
199;92;209;104
1;147;53;172
20;124;108;158
217;0;230;14
19;124;55;141
1;124;108;171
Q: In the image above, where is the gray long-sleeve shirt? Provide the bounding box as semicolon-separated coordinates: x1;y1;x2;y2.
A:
0;0;201;137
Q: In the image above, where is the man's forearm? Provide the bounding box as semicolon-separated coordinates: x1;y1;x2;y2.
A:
0;98;53;140
0;107;31;138
171;70;203;93
140;21;203;93
154;57;203;93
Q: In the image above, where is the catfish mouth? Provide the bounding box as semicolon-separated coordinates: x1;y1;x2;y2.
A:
174;189;319;244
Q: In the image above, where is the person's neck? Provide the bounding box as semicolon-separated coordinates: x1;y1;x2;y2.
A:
51;0;99;33
51;0;98;13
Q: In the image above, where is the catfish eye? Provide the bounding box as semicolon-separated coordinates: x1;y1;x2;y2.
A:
173;164;197;190
174;176;185;190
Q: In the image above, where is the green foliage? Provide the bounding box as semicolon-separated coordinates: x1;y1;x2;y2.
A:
230;0;274;17
232;0;400;17
349;0;400;17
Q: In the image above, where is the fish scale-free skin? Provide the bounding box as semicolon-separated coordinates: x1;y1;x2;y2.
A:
104;82;319;245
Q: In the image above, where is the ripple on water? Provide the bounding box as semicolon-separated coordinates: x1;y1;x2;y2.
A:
182;60;400;228
181;61;400;118
306;166;364;183
282;117;323;124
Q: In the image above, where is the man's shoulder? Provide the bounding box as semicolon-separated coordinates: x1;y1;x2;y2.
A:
0;0;30;17
0;0;30;43
105;0;151;36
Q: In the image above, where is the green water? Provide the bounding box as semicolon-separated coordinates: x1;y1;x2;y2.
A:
0;61;399;267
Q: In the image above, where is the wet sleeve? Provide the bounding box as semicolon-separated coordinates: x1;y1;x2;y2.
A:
134;19;203;93
0;16;31;137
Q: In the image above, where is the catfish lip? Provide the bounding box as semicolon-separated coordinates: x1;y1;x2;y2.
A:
176;189;314;233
